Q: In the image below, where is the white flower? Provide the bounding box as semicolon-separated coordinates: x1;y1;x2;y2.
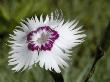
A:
8;11;86;73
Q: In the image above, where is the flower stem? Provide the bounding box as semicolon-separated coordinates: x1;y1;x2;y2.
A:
84;22;110;82
50;71;64;82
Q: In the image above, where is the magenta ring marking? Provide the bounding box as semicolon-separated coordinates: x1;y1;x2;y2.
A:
27;26;59;51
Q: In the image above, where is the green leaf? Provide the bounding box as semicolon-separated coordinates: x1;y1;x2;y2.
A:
0;5;10;21
14;0;33;21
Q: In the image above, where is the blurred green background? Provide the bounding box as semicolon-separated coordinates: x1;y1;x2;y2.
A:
0;0;110;82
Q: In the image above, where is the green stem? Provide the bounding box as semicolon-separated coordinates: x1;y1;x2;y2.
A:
84;22;110;82
50;71;64;82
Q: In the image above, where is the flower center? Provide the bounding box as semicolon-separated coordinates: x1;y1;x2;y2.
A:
27;26;59;51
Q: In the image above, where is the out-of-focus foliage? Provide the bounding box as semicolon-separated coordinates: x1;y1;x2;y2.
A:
0;0;110;82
